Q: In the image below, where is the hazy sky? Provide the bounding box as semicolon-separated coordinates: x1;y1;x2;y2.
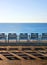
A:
0;23;47;34
0;0;47;22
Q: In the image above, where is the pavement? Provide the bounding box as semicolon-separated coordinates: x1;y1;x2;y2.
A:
0;46;47;65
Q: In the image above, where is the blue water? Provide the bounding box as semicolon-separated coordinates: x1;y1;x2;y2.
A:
0;23;47;34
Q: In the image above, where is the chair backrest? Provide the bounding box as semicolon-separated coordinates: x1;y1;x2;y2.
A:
41;33;47;40
19;33;28;40
0;33;6;39
30;33;38;40
8;33;17;39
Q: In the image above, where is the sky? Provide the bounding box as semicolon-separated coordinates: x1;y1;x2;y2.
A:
0;23;47;34
0;0;47;22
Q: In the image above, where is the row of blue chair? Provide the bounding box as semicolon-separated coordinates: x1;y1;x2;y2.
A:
0;33;47;43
